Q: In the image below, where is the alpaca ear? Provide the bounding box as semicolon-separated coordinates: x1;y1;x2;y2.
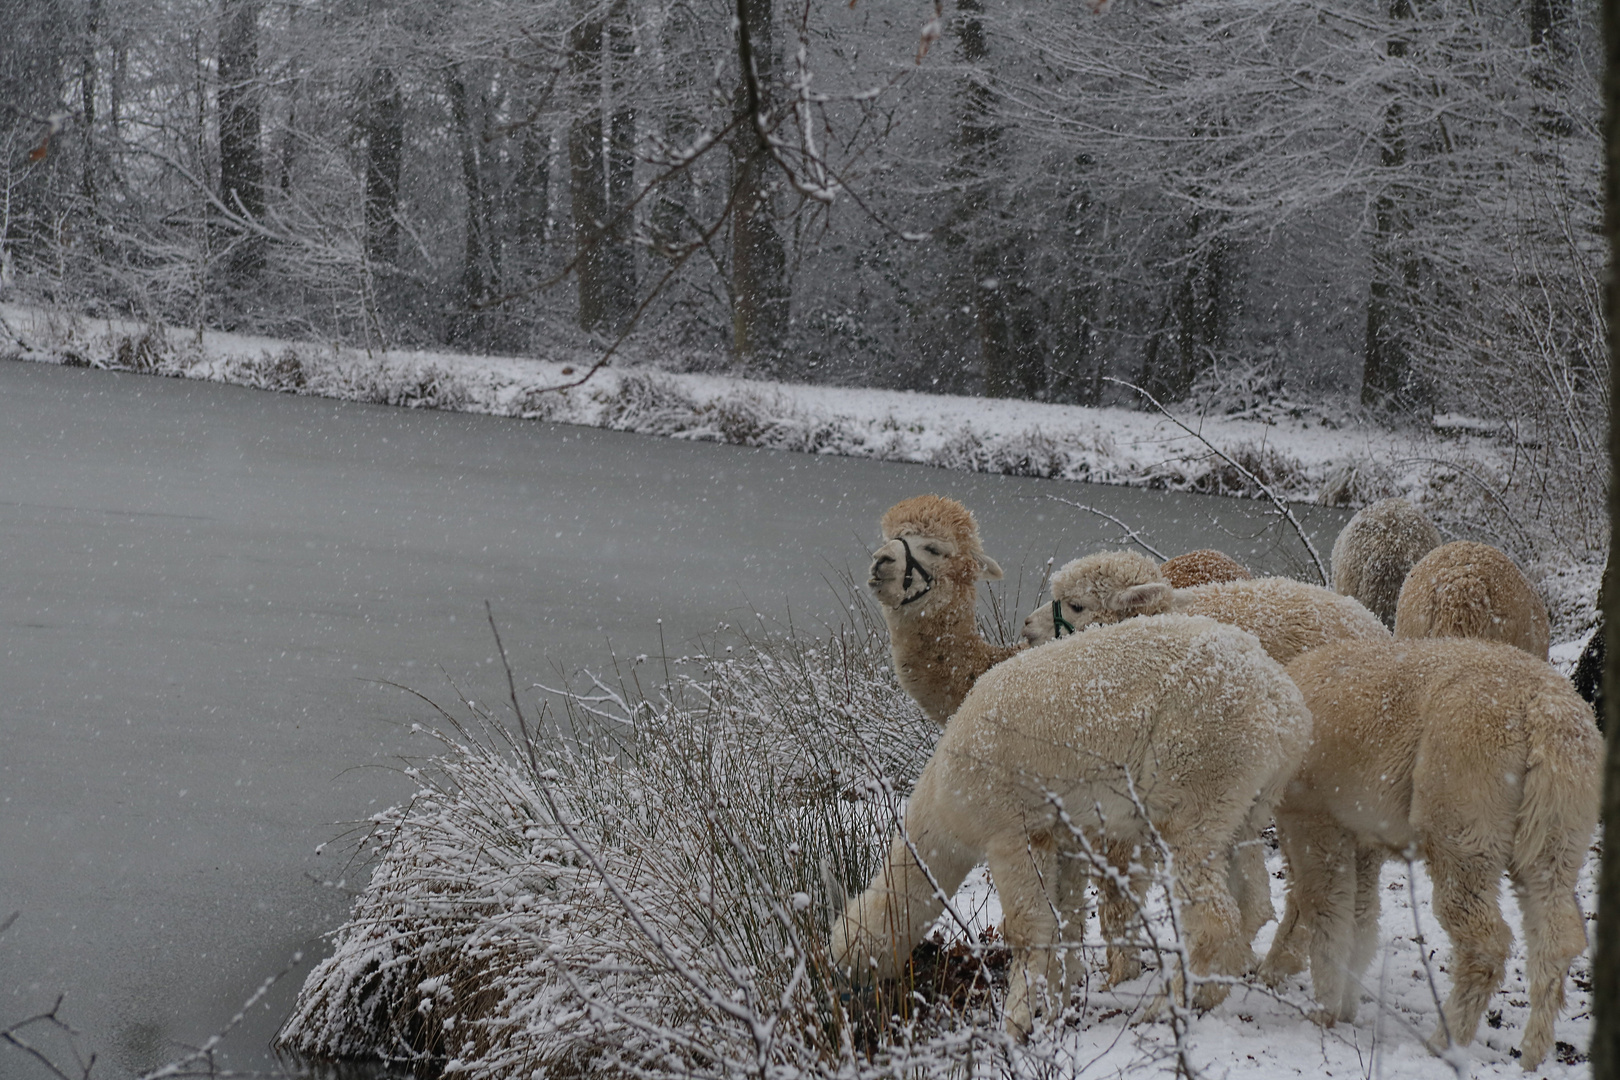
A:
1110;582;1172;613
978;554;1005;580
1168;589;1193;611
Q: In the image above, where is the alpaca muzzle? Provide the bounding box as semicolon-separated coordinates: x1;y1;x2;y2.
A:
897;537;934;605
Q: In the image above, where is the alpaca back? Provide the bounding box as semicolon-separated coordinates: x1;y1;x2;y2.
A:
1285;639;1599;854
1394;541;1551;659
1178;577;1389;665
934;614;1311;844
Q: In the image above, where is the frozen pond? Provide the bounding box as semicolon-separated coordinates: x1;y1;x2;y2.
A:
0;360;1352;1077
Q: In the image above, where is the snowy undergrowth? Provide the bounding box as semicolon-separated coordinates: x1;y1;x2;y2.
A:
1;304;1602;637
275;592;1600;1080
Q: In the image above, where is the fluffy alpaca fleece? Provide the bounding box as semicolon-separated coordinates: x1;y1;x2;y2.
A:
1021;551;1390;665
1394;540;1551;660
868;495;1023;725
1259;638;1601;1070
1159;548;1251;589
832;614;1313;1037
1019;551;1391;985
1330;497;1443;628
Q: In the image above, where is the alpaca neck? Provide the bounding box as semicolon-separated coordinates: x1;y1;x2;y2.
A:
884;600;1024;725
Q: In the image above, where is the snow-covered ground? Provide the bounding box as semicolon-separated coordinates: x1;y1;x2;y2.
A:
943;849;1597;1079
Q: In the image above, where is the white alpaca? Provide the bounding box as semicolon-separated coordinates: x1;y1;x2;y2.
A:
1022;550;1390;663
1330;497;1443;628
1260;638;1601;1070
831;614;1313;1037
1394;540;1551;660
867;494;1024;725
1018;550;1389;984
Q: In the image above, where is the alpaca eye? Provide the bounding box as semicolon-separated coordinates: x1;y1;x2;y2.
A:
924;545;942;555
1067;602;1084;613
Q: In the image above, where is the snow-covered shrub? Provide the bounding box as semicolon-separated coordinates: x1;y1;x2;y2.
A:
277;598;1032;1078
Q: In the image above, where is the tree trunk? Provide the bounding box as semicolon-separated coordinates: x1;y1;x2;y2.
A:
1361;0;1428;414
80;0;101;217
361;67;403;270
600;0;637;330
1590;0;1620;1071
1140;208;1227;404
730;0;789;370
217;0;265;295
447;71;494;344
950;0;1043;401
569;0;612;333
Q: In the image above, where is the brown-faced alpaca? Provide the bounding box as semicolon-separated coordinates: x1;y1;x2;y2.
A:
1260;638;1601;1070
1159;549;1251;589
1394;540;1551;660
868;495;1023;725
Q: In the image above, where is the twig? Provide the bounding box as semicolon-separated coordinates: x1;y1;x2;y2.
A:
1042;495;1168;560
1105;377;1329;584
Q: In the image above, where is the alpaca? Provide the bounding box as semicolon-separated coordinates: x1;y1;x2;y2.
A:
1259;637;1601;1070
1019;550;1389;984
1394;540;1551;660
1330;497;1443;628
831;614;1312;1037
1159;548;1251;589
1021;550;1390;664
868;495;1023;725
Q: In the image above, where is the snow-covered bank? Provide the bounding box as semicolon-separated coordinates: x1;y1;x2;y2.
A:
0;304;1600;637
274;604;1599;1080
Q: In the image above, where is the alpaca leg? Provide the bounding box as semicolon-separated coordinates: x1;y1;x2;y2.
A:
1512;870;1589;1070
1098;837;1150;986
987;834;1072;1039
832;823;977;981
1271;819;1357;1023
1422;849;1512;1056
1146;809;1251;1012
1339;847;1385;1023
1259;811;1329;988
1227;800;1278;952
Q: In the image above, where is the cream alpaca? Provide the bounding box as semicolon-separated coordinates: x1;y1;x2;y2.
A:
1020;550;1389;984
868;495;1023;724
832;614;1312;1037
1330;497;1442;627
1260;638;1600;1070
1022;550;1390;663
1394;540;1551;660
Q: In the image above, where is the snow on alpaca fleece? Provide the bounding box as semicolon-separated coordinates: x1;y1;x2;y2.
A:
1330;496;1443;628
1262;637;1601;1071
1023;550;1390;664
832;614;1312;1037
1394;539;1551;660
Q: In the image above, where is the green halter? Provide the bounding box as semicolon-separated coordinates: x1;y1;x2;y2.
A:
1051;599;1077;638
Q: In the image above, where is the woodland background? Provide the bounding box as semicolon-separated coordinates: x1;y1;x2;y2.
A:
0;0;1609;560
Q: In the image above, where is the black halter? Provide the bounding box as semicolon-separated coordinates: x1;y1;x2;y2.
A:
897;536;935;606
1051;599;1077;638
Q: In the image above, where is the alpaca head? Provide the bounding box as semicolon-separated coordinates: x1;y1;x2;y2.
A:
1021;550;1174;645
869;495;1003;615
1159;548;1250;589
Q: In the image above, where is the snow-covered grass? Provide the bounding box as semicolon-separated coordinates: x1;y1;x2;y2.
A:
2;303;1599;640
273;591;1599;1080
